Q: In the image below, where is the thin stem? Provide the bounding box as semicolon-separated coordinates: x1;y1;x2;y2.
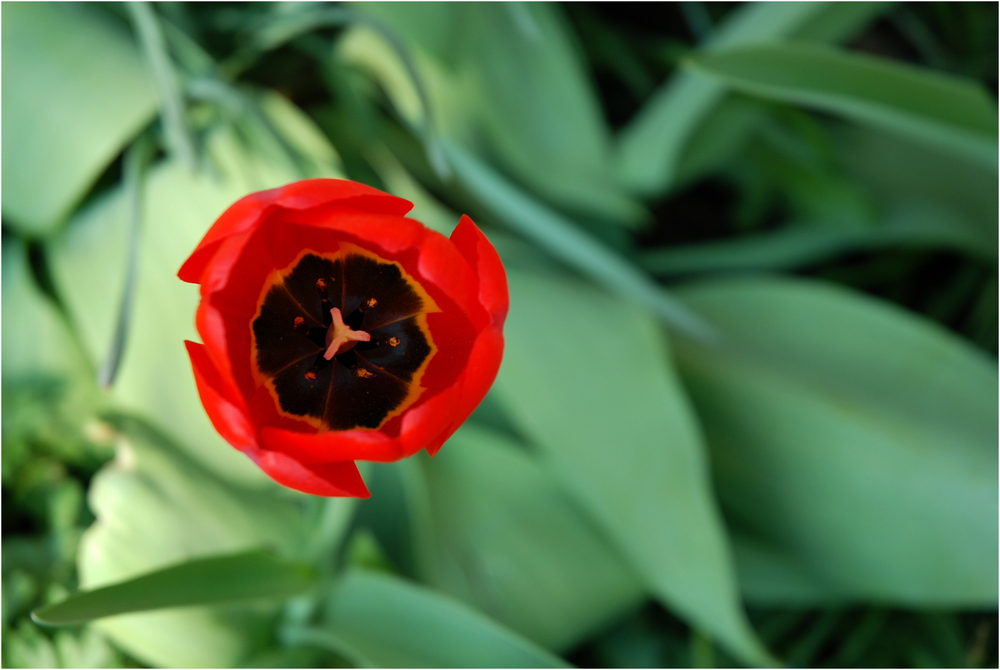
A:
98;134;154;389
128;2;197;171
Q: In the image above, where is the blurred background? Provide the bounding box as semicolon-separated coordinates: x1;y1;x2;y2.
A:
2;2;997;667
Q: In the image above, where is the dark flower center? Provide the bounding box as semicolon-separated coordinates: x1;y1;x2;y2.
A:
251;250;435;431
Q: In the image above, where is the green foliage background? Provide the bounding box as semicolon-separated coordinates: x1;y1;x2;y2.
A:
2;2;997;667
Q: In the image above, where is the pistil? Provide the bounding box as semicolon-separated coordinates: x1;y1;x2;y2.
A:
323;307;371;360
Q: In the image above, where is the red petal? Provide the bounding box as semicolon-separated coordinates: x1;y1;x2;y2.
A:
427;325;505;456
184;341;257;450
178;180;412;284
450;215;509;327
419;229;487;326
398;385;461;457
271;179;412;216
259;426;402;464
244;448;370;498
274;209;426;260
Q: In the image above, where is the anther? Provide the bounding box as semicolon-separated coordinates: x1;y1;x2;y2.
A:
367;298;378;308
353;367;375;378
293;316;305;331
315;278;328;296
304;369;317;381
387;337;400;347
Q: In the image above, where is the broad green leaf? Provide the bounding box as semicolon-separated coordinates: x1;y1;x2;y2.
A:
415;424;645;652
1;239;90;385
443;140;717;342
344;5;645;227
456;3;645;227
674;277;998;605
641;203;995;277
320;570;568;668
686;42;998;166
494;270;771;666
615;2;829;195
34;550;314;625
50;110;341;486
1;3;158;235
77;414;314;667
731;534;842;607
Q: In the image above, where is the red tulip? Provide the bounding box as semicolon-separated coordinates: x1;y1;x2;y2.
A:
178;179;508;497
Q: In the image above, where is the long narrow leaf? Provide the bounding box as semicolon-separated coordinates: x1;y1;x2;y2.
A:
32;550;315;626
686;42;998;166
128;2;196;170
614;2;829;195
98;135;153;389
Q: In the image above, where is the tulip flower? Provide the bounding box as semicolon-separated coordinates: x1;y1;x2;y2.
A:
178;179;508;497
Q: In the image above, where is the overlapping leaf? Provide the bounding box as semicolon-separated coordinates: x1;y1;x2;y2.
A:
494;269;771;665
415;425;645;651
686;42;998;166
1;3;158;235
674;277;998;605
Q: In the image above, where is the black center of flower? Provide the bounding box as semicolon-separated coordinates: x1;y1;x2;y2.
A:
251;250;434;431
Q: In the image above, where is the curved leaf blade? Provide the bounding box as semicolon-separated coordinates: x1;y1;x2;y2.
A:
33;550;315;626
323;570;568;668
686;42;999;166
675;277;998;605
494;269;772;666
1;3;158;235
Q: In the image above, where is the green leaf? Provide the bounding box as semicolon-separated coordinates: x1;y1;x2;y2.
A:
318;570;569;668
731;534;842;607
791;2;890;43
49;115;339;486
456;3;644;227
442;140;718;342
1;239;90;385
640;203;996;277
345;4;645;227
493;269;771;666
615;2;831;195
33;550;314;626
1;3;158;235
835;124;998;255
686;42;998;166
415;424;645;652
674;277;998;606
77;414;314;667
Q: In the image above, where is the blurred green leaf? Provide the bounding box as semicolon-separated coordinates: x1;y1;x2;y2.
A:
77;415;313;667
316;570;569;668
641;203;996;277
346;4;646;227
127;2;196;171
674;277;998;605
50;107;340;485
731;534;841;606
615;2;831;195
415;424;645;652
835;124;998;255
494;269;771;666
33;550;314;625
1;3;158;235
686;42;999;166
456;3;645;227
791;2;891;43
443;140;718;342
1;239;90;386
